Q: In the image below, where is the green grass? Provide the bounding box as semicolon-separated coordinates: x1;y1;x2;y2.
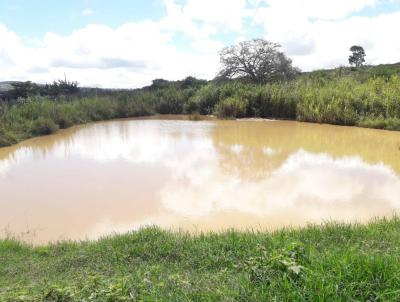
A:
1;217;400;301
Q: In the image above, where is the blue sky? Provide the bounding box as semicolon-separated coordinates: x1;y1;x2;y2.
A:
0;0;400;87
1;0;399;39
0;0;165;38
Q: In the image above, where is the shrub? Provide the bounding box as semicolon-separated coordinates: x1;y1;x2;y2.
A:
188;112;203;121
192;84;220;115
244;242;308;285
30;117;59;135
183;98;199;114
357;117;400;131
0;128;18;147
215;97;247;119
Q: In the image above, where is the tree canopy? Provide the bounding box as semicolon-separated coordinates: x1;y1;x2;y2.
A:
349;45;366;67
218;39;300;84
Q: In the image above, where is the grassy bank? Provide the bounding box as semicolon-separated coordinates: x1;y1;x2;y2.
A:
0;96;154;147
1;218;400;301
1;64;400;147
195;75;400;129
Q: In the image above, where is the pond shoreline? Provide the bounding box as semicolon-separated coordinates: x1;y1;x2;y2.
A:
2;113;399;149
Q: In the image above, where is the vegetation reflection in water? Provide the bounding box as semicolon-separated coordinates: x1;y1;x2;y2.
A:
1;117;400;243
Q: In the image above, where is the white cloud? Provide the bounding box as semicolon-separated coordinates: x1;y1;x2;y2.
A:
81;9;94;16
254;0;400;70
0;0;253;88
258;0;378;21
0;19;221;88
0;0;400;86
0;24;22;67
163;0;251;32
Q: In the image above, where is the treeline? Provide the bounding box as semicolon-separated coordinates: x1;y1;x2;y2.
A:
0;76;208;102
1;64;400;147
0;79;79;101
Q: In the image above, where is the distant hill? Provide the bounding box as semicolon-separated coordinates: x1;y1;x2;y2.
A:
0;82;18;100
1;62;400;95
0;81;18;93
300;62;400;82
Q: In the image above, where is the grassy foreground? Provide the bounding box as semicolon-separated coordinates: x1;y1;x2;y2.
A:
1;218;400;301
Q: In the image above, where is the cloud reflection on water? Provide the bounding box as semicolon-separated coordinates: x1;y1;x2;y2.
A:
1;119;400;243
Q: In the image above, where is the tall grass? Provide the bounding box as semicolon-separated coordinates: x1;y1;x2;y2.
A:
190;75;400;128
295;75;400;127
0;96;153;147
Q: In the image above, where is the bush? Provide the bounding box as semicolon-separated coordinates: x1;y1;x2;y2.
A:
215;97;247;119
357;117;400;131
183;98;199;114
30;117;59;135
188;113;203;121
191;84;220;115
0;128;18;147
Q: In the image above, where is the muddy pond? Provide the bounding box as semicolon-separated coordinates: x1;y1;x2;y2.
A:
1;117;400;243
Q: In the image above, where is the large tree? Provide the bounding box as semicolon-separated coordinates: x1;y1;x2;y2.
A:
218;39;299;84
348;45;366;67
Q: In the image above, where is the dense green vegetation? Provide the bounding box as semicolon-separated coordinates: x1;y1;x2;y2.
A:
1;63;400;147
1;218;400;301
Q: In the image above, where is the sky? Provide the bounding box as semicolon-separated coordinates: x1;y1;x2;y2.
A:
0;0;400;88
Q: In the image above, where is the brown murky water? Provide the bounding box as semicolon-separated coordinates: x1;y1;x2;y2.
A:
1;117;400;244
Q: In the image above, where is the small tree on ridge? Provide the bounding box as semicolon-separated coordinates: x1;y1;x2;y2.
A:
348;45;366;68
